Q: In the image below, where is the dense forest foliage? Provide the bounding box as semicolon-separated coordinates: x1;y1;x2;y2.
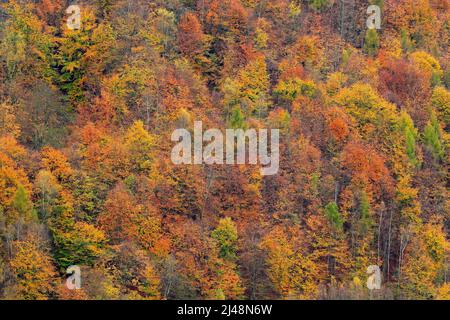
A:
0;0;449;300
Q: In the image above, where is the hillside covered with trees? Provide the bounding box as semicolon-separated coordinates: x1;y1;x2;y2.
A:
0;0;449;300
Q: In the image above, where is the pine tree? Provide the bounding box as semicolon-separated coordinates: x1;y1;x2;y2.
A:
400;111;420;167
325;202;344;231
211;217;238;262
12;184;35;222
364;29;380;57
229;106;246;129
423;112;445;161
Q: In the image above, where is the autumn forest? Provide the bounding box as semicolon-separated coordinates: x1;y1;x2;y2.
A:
0;0;449;300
